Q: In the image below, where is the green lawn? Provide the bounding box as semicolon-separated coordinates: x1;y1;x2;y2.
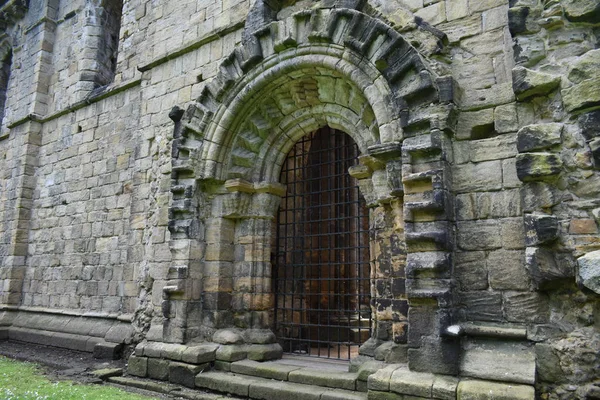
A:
0;356;157;400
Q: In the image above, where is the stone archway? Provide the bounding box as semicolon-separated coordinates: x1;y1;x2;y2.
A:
165;4;458;373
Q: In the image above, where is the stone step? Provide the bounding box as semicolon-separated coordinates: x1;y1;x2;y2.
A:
230;359;360;390
195;370;367;400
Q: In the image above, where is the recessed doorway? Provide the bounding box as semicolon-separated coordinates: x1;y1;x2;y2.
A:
273;127;371;360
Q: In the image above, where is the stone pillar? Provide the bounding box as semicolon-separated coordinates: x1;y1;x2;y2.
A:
0;120;41;305
23;0;58;118
351;147;411;362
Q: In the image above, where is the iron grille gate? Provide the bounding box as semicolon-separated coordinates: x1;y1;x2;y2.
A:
273;127;371;360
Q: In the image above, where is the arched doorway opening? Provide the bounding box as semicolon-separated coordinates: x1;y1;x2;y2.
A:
273;127;371;359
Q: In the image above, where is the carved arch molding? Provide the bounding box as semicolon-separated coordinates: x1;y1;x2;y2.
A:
166;1;458;373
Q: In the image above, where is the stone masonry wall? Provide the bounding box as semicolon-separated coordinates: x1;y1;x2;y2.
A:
0;0;598;397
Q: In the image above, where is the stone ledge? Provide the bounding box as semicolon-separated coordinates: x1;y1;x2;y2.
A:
7;326;119;358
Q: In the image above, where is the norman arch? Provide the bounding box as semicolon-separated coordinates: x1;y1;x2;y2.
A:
166;4;457;370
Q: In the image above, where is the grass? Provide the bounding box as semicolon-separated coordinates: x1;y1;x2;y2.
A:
0;356;157;400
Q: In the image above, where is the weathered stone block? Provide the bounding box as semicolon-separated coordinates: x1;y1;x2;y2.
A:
147;358;169;381
460;292;503;322
454;161;502;193
501;218;526;250
470;134;518;163
571;218;598;234
517;123;563;153
246;343;282;361
562;0;600;23
457;220;502;251
503;291;549;323
508;7;533;35
562;76;600;113
460;339;536;385
578;110;600;141
516;153;563;181
456;109;495;140
367;364;400;392
568;49;600;84
93;342;123;360
232;358;300;380
195;371;253;397
168;361;207;388
577;250;600;294
389;367;434;397
215;344;247;362
494;103;518;133
526;247;574;290
359;337;382;357
488;250;530;290
524;214;558;245
288;368;357;391
433;375;459;400
457;379;535;399
181;344;219;364
535;343;564;383
455;252;488;291
522;182;558;212
512;67;560;101
162;343;185;361
407;337;460;376
367;391;404;400
373;342;407;364
127;355;148;377
407;305;439;346
513;35;546;67
242;329;276;344
248;378;325;400
356;360;385;381
104;323;134;344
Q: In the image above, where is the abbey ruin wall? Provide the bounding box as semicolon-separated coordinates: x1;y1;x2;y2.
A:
0;0;599;398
